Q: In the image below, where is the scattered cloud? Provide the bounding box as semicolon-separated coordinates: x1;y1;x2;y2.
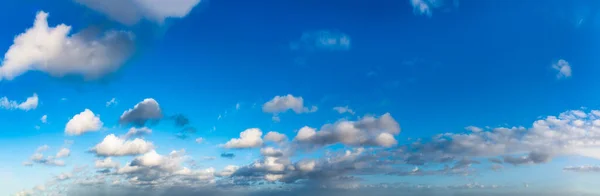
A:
95;157;120;169
264;131;288;143
294;113;401;147
123;127;152;139
0;11;134;81
195;137;204;144
291;30;351;52
333;106;355;115
55;148;71;158
220;152;235;159
464;126;482;133
552;59;572;79
410;0;459;17
119;98;163;127
563;165;600;172
65;109;103;136
0;93;38;111
222;128;263;149
263;94;317;114
75;0;202;25
25;145;67;167
90;134;155;156
40;115;47;124
106;98;118;107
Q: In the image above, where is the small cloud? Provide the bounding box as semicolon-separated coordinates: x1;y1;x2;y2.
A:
65;109;103;136
552;59;572;79
222;128;263;149
195;137;204;144
410;0;459;17
123;127;152;139
40;115;48;124
106;98;117;107
236;103;241;110
0;93;39;111
333;106;355;115
291;30;351;52
220;153;235;159
119;98;163;127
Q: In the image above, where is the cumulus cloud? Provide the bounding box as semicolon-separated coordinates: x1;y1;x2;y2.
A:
75;0;202;25
262;94;317;115
0;11;134;81
119;98;163;126
333;106;355;115
65;109;103;136
290;30;351;52
123;127;152;139
56;148;71;158
90;134;154;156
410;0;459;17
294;113;401;147
552;59;572;79
95;157;120;169
0;93;38;111
264;131;288;143
222;128;264;149
260;147;284;157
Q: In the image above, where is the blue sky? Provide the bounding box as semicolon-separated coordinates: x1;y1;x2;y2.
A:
1;0;600;195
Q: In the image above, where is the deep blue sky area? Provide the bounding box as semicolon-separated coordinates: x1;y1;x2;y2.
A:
1;0;600;195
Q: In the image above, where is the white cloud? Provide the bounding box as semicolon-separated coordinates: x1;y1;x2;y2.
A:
410;0;457;17
27;146;67;167
291;30;351;51
464;126;482;132
195;137;204;144
55;148;70;158
95;157;120;169
563;165;600;172
333;106;355;115
106;98;117;107
75;0;202;25
119;98;163;126
0;93;38;111
260;147;284;157
65;109;103;136
294;113;401;147
222;128;263;149
123;127;152;139
40;115;47;123
552;59;572;79
264;131;288;143
91;134;155;156
262;94;317;114
36;145;49;153
0;11;134;81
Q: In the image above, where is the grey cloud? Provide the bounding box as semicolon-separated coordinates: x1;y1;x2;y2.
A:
119;98;163;127
221;153;235;159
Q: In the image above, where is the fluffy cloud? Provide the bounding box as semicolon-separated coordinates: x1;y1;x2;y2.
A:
90;134;155;156
40;115;47;123
0;93;38;111
294;113;401;147
123;127;152;139
65;109;103;136
410;0;458;17
95;157;120;169
0;11;134;81
552;59;572;79
119;98;163;126
260;147;284;157
290;30;351;52
262;94;317;114
75;0;202;25
264;131;288;143
55;148;71;158
333;106;355;115
222;128;264;149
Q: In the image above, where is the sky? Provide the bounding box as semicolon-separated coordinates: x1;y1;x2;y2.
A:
1;0;600;195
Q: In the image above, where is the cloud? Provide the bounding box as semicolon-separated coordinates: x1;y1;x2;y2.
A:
333;106;355;115
40;115;48;123
56;148;71;158
0;11;134;81
464;126;483;133
220;153;235;159
65;109;103;136
563;165;600;172
502;152;552;166
106;98;118;107
95;157;120;169
170;114;191;127
222;128;264;149
90;134;155;156
262;94;317;114
260;147;284;157
410;0;458;17
123;127;152;139
294;113;401;147
195;137;204;144
75;0;202;25
119;98;163;126
290;30;351;52
0;93;38;111
264;131;288;143
552;59;572;79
